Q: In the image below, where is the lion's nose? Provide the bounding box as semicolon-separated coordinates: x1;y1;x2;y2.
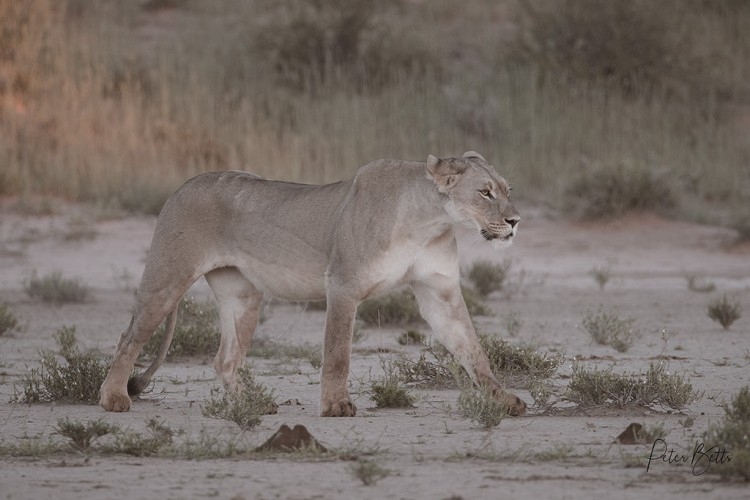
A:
505;217;519;228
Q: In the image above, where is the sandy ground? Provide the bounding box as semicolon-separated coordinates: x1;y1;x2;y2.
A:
0;202;749;499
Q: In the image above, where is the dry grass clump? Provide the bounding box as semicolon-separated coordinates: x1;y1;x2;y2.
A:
202;366;277;430
707;294;742;330
702;386;750;480
24;271;89;305
254;0;436;92
479;334;563;389
348;459;391;486
142;296;220;359
565;163;675;219
581;306;638;353
55;418;117;452
357;290;422;326
457;388;508;429
466;259;511;297
397;330;426;346
393;345;462;389
566;362;698;409
11;326;110;404
250;340;323;370
589;265;611;290
370;360;415;409
0;303;20;335
685;275;716;293
113;418;175;457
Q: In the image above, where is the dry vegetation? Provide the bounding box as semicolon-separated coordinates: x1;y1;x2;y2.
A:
0;0;748;223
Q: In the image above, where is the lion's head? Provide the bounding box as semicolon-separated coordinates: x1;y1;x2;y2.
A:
426;151;519;248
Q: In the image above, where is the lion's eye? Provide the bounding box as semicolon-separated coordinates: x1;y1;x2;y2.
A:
479;189;493;199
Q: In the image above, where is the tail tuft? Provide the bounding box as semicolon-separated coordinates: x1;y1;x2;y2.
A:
127;375;148;397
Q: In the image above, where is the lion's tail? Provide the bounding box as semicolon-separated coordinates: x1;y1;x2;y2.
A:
126;304;179;397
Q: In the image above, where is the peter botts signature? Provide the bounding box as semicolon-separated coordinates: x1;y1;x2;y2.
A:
646;438;732;476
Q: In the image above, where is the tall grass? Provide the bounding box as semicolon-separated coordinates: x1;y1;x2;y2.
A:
0;0;748;218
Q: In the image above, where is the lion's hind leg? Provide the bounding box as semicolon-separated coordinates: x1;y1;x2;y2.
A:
100;274;198;412
205;267;263;391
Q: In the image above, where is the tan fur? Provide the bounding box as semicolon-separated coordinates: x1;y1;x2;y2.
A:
99;152;526;417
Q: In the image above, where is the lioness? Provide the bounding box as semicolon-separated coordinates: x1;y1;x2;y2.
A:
100;152;526;417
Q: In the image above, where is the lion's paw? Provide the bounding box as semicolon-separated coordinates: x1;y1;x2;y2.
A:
320;398;357;417
100;391;132;412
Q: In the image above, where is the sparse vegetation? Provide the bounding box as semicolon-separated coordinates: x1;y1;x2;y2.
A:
502;311;523;337
581;306;638;352
357;290;422;326
55;418;116;452
11;326;110;404
397;330;426;346
461;286;493;317
685;275;716;293
24;271;89;305
370;360;415;408
702;386;750;480
566;362;699;409
142;296;220;359
707;294;742;330
114;418;175;457
0;0;747;219
202;366;277;430
565;163;675;219
0;303;20;335
393;345;462;389
478;334;564;389
457;387;508;428
466;259;511;297
348;459;391;486
589;265;611;290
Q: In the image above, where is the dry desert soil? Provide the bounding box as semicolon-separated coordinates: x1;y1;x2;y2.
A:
0;202;748;499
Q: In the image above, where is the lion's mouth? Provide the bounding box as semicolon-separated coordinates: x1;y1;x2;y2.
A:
480;229;514;242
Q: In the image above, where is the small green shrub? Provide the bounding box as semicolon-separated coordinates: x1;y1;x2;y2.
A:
707;294;742;330
55;418;117;452
457;388;508;428
461;286;493;317
357;290;422;326
348;459;390;486
142;296;220;358
566;362;698;409
565;163;675;219
202;366;277;430
466;259;511;297
114;418;175;457
393;343;463;389
702;386;750;480
370;360;415;408
685;275;716;293
589;265;611;290
24;271;89;305
397;330;426;346
581;306;638;352
479;334;564;388
0;303;20;335
11;326;110;404
502;311;523;337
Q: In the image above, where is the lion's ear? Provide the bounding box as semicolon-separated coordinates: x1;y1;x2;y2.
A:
462;151;487;163
426;154;467;193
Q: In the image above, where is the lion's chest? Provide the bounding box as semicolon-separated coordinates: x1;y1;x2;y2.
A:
360;242;421;299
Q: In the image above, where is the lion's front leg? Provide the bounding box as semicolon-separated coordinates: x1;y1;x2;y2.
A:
319;293;358;417
412;279;527;417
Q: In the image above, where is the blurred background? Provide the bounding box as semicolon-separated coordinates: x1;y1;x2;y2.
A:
0;0;748;230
